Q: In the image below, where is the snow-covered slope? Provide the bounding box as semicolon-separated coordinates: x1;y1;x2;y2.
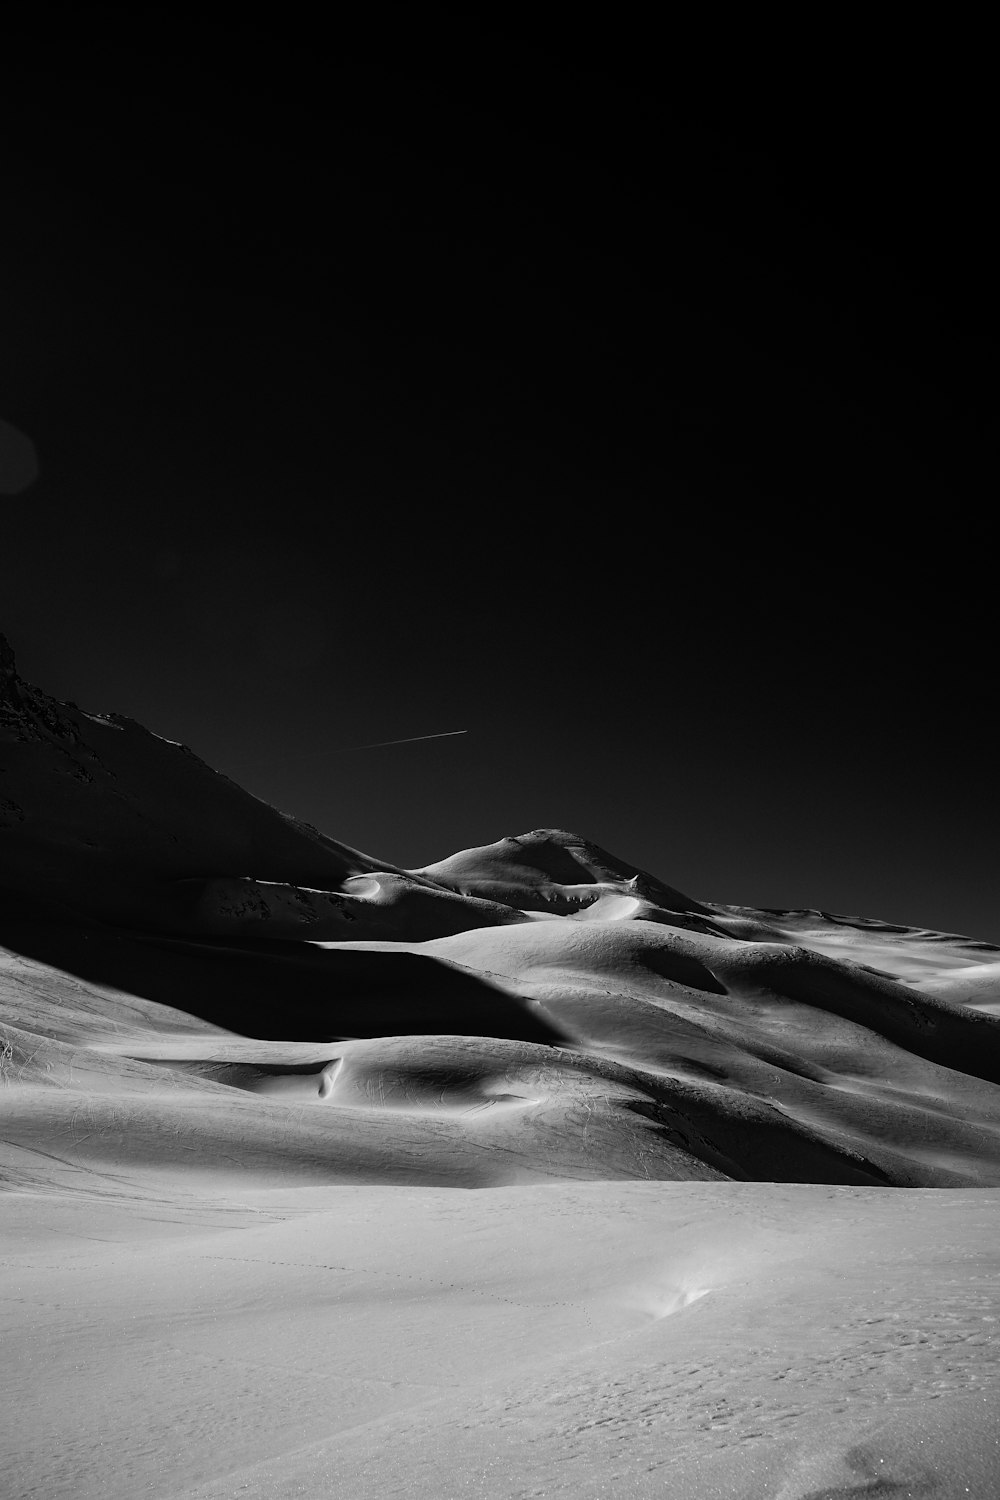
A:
3;636;999;1498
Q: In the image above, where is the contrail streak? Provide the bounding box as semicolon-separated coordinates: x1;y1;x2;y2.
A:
348;729;469;751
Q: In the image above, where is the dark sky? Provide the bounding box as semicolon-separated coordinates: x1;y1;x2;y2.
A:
2;39;996;939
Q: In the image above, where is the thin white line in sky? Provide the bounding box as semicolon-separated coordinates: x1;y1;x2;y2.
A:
348;729;469;750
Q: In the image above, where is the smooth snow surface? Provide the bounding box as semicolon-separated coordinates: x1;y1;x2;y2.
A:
2;1178;998;1498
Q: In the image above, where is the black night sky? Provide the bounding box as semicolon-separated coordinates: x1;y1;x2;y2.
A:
2;38;996;939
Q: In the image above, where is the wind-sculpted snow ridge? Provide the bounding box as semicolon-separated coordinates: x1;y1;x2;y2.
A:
3;632;1000;1190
